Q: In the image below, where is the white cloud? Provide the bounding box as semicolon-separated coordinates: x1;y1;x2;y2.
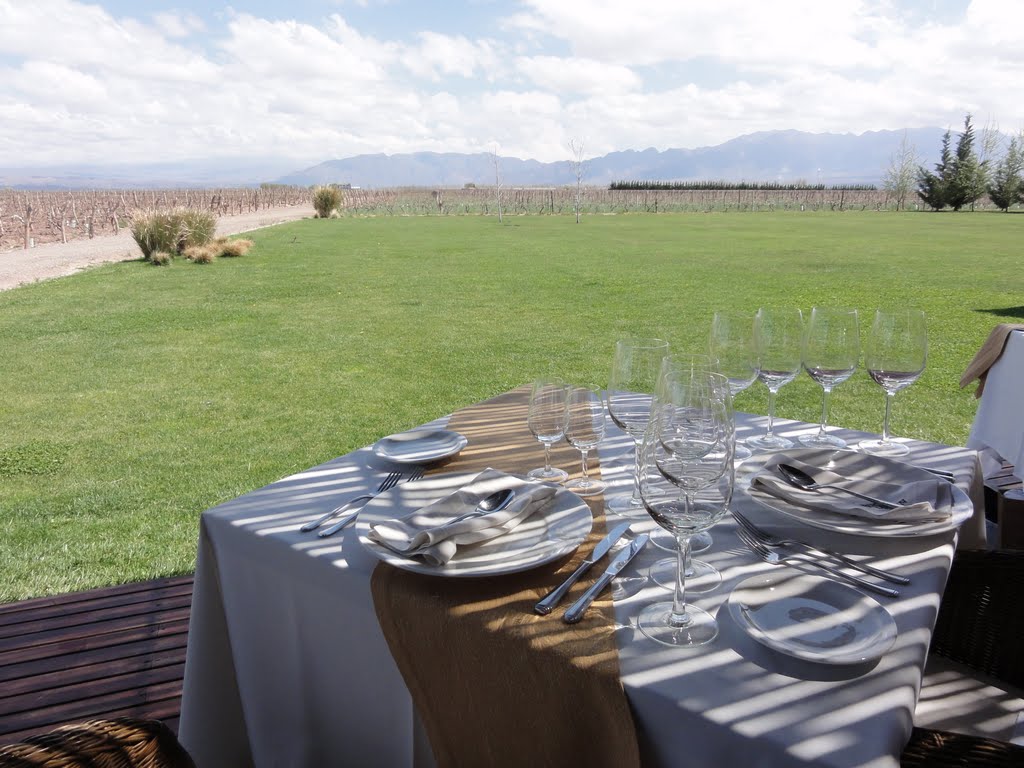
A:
1;0;1024;171
153;11;205;38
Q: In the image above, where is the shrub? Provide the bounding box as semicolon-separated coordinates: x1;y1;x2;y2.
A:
184;244;216;263
150;250;173;266
218;238;253;258
312;186;342;218
131;209;217;259
176;209;217;252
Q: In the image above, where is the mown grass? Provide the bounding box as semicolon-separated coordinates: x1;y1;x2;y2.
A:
1;212;1021;601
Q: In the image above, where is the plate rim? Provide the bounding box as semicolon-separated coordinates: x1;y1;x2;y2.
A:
371;428;469;464
356;470;593;577
737;447;972;537
727;571;898;665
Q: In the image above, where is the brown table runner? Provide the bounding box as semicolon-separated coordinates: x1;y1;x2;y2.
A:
960;323;1024;397
370;386;642;768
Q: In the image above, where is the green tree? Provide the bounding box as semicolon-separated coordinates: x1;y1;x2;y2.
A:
917;130;952;210
988;135;1024;212
946;114;988;211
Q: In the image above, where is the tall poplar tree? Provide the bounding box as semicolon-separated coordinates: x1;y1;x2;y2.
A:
988;135;1024;211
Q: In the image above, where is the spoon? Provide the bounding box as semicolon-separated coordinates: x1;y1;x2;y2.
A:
444;487;516;526
776;463;902;509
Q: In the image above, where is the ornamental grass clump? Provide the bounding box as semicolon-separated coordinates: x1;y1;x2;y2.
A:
218;238;253;258
312;186;343;218
184;244;216;263
150;250;173;266
131;209;217;260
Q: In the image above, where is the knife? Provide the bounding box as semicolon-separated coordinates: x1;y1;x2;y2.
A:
563;533;649;624
534;521;632;615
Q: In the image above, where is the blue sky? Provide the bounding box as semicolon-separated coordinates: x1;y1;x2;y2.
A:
2;0;1022;169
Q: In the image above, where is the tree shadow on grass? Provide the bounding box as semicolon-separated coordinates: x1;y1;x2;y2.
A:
976;306;1024;320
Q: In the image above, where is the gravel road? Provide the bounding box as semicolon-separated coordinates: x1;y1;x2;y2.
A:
0;203;316;291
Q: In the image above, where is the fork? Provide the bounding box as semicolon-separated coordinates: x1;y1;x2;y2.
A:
301;471;404;533
734;524;900;599
317;467;425;538
732;510;910;585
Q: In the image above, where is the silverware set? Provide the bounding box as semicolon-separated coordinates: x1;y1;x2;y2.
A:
302;468;424;537
732;511;901;599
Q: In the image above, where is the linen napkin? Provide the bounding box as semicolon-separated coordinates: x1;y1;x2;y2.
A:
751;455;956;522
367;467;558;565
960;323;1024;398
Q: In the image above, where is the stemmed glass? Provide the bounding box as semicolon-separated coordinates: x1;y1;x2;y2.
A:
606;338;671;517
710;310;757;461
564;385;607;497
637;369;734;647
649;366;729;592
526;378;569;481
799;307;860;448
747;308;804;451
858;310;927;457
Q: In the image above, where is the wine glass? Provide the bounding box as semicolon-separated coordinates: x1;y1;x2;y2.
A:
709;310;757;460
648;369;730;592
747;307;804;451
858;310;927;457
637;370;734;647
564;385;607;497
651;353;721;558
606;338;671;517
526;378;569;481
799;307;860;448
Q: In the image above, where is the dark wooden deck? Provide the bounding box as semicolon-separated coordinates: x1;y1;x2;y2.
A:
0;575;192;744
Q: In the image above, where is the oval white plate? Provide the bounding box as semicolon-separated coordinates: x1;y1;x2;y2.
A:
737;448;973;537
728;572;898;665
357;471;592;577
372;429;468;464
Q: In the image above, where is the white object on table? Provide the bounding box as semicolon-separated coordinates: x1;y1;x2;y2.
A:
968;329;1024;481
178;409;985;768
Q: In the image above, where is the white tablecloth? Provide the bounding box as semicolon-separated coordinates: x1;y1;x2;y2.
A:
178;409;984;768
968;329;1024;480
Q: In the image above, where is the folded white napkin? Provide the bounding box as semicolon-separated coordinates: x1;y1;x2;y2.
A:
751;456;955;523
367;468;558;566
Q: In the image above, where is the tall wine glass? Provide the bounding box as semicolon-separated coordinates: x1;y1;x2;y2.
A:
710;310;757;460
747;307;804;451
858;310;927;457
564;385;607;497
649;367;729;591
652;354;719;558
527;378;569;481
637;371;734;647
799;307;860;448
606;338;671;517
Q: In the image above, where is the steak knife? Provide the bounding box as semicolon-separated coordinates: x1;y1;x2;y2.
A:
563;533;649;624
534;521;632;615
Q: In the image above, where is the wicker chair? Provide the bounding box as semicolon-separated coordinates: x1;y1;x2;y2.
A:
0;718;194;768
901;549;1024;766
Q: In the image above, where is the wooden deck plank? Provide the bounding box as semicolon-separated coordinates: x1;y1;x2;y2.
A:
0;576;193;622
0;582;194;634
0;633;187;685
0;576;193;745
0;594;193;644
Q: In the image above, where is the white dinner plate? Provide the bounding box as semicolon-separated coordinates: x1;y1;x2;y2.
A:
737;448;973;537
728;572;898;665
372;429;468;464
357;471;592;577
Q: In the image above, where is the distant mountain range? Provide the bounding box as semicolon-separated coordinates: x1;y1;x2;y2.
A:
276;128;949;189
2;128;951;190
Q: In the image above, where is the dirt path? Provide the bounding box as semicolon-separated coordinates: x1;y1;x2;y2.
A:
0;204;316;291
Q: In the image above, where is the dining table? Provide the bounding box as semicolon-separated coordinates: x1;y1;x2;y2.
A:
177;386;985;768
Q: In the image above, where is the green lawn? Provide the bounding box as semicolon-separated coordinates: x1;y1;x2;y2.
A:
1;212;1021;602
